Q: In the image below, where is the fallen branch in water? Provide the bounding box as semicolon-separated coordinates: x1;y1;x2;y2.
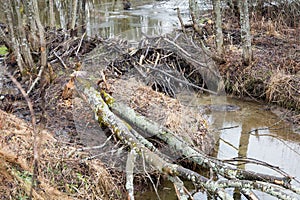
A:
77;82;233;199
104;94;291;186
75;75;300;199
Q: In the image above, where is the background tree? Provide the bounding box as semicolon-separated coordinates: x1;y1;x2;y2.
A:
212;0;224;56
239;0;252;66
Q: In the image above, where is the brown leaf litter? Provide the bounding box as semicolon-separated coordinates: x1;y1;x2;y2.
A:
108;77;214;154
0;109;121;200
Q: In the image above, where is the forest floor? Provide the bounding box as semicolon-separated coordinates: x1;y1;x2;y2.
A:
0;11;299;199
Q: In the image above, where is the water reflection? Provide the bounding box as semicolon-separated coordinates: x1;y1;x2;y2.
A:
178;93;300;199
211;96;300;199
84;0;190;42
40;0;199;43
38;1;300;198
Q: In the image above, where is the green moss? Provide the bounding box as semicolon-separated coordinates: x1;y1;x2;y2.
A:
100;90;115;106
0;45;8;56
123;121;132;131
97;114;109;127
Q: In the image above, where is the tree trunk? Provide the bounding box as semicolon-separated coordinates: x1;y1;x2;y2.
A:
55;0;67;29
31;0;47;68
24;0;39;52
189;0;225;64
70;0;78;30
77;83;233;199
239;0;252;66
212;0;224;56
2;0;25;72
13;0;34;70
49;0;56;28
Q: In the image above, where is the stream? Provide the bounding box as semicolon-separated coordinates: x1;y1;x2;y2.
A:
48;0;300;199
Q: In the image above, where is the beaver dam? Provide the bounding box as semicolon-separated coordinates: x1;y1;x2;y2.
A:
2;30;298;199
75;31;300;199
0;0;299;199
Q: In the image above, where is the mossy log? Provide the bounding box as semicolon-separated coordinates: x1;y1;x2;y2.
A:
75;76;300;199
78;83;233;199
104;94;290;185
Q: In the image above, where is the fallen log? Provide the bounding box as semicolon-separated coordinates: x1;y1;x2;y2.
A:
77;82;233;199
75;76;300;199
103;93;291;186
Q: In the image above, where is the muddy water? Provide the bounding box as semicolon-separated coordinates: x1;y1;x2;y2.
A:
180;94;300;199
49;0;299;199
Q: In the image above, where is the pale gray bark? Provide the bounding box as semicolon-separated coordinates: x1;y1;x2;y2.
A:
78;0;87;35
49;0;56;28
239;0;252;65
76;83;233;199
75;76;299;199
14;0;34;69
70;0;78;30
212;0;224;56
107;99;291;187
31;0;47;68
126;150;136;200
3;1;24;72
55;0;67;29
24;0;39;52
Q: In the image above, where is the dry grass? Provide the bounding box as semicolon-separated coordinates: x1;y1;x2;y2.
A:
110;77;213;154
266;71;300;111
0;109;122;200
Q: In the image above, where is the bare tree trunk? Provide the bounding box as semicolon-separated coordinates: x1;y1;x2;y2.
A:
189;0;225;64
3;0;25;72
74;78;299;199
49;0;56;28
55;0;67;29
31;0;47;68
239;0;252;66
212;0;224;56
77;84;234;199
24;0;39;52
14;0;34;70
78;0;87;35
70;0;78;30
